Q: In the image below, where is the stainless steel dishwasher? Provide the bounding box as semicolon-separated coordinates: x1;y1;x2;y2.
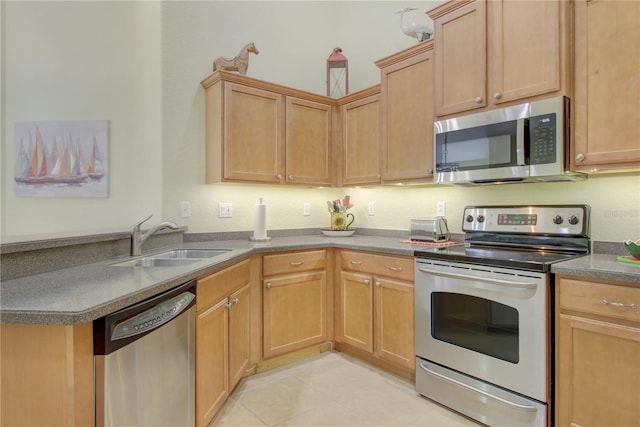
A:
94;280;196;427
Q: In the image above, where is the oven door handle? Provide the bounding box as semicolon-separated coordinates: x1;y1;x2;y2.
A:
419;362;537;412
417;267;537;290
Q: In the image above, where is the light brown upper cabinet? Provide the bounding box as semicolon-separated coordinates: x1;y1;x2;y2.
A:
376;41;435;183
428;0;570;118
201;71;335;186
572;0;640;171
339;86;381;186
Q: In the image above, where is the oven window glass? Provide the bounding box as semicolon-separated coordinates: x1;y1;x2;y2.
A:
435;121;518;172
431;292;519;363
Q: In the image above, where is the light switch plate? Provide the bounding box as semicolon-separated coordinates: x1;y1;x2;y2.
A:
219;203;233;218
179;201;191;218
437;201;446;217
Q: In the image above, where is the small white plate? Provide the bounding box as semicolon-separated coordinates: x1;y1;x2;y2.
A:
321;228;355;237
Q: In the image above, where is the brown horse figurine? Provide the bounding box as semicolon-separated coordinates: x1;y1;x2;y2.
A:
212;42;259;75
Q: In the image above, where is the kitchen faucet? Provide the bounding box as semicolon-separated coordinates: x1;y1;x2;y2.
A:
131;214;180;256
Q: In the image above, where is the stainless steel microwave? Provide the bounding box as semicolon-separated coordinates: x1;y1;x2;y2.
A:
434;96;585;185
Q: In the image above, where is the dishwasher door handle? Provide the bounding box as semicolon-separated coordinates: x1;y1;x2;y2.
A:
111;291;196;341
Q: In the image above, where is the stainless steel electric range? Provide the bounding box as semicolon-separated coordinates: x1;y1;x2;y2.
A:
414;205;590;427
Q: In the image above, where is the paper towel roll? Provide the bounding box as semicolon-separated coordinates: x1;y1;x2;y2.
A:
253;198;267;240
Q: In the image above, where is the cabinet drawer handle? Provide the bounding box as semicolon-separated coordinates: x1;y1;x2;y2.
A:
290;261;304;266
388;266;403;271
266;282;272;289
349;260;362;265
602;299;637;309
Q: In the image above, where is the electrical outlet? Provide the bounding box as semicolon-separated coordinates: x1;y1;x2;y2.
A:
179;201;191;218
218;203;233;218
303;203;311;216
368;201;375;216
437;201;446;217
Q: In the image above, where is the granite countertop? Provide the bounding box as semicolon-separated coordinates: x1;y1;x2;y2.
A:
2;234;638;326
551;253;640;284
0;235;422;325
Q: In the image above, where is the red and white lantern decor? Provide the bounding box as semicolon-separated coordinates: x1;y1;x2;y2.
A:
326;47;349;98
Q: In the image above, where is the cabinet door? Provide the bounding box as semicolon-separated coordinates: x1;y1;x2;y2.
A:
285;97;333;186
573;0;640;170
432;0;486;116
380;47;435;182
374;277;414;369
489;0;563;105
223;83;285;183
342;94;380;186
228;283;251;391
196;298;229;427
337;271;374;352
557;314;640;427
263;271;327;358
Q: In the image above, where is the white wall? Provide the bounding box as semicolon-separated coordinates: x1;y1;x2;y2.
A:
1;1;163;237
2;1;639;243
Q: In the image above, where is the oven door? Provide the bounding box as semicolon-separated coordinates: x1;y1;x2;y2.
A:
415;258;549;402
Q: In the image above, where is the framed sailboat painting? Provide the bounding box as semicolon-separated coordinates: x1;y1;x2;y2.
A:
14;120;109;197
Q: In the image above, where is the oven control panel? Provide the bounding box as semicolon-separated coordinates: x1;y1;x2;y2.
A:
462;205;590;236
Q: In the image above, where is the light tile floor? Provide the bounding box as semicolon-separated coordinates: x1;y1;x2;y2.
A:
209;351;481;427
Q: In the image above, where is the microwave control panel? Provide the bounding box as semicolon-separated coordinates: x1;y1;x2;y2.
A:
529;113;557;165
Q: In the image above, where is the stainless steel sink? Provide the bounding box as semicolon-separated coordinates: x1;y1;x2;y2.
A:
151;249;231;259
111;258;201;268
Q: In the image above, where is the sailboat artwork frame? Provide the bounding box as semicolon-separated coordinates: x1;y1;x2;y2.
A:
14;120;109;198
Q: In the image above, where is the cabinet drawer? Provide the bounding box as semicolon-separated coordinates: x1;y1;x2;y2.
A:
263;250;326;276
197;259;251;312
341;250;414;282
559;278;640;323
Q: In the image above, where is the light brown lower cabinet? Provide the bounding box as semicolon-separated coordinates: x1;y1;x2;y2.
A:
262;249;329;359
196;259;251;427
556;276;640;427
0;322;94;427
336;250;415;371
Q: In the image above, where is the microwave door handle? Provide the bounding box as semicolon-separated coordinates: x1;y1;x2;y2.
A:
516;118;526;165
417;267;537;290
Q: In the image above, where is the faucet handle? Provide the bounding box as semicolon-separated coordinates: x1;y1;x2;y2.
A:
133;214;153;231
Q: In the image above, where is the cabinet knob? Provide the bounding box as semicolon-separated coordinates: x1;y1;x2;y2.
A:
276;174;283;180
288;175;294;181
364;279;370;285
375;281;381;287
232;297;239;305
427;168;433;174
493;92;502;100
266;282;272;289
377;174;382;180
474;96;483;103
225;302;233;309
576;153;585;162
